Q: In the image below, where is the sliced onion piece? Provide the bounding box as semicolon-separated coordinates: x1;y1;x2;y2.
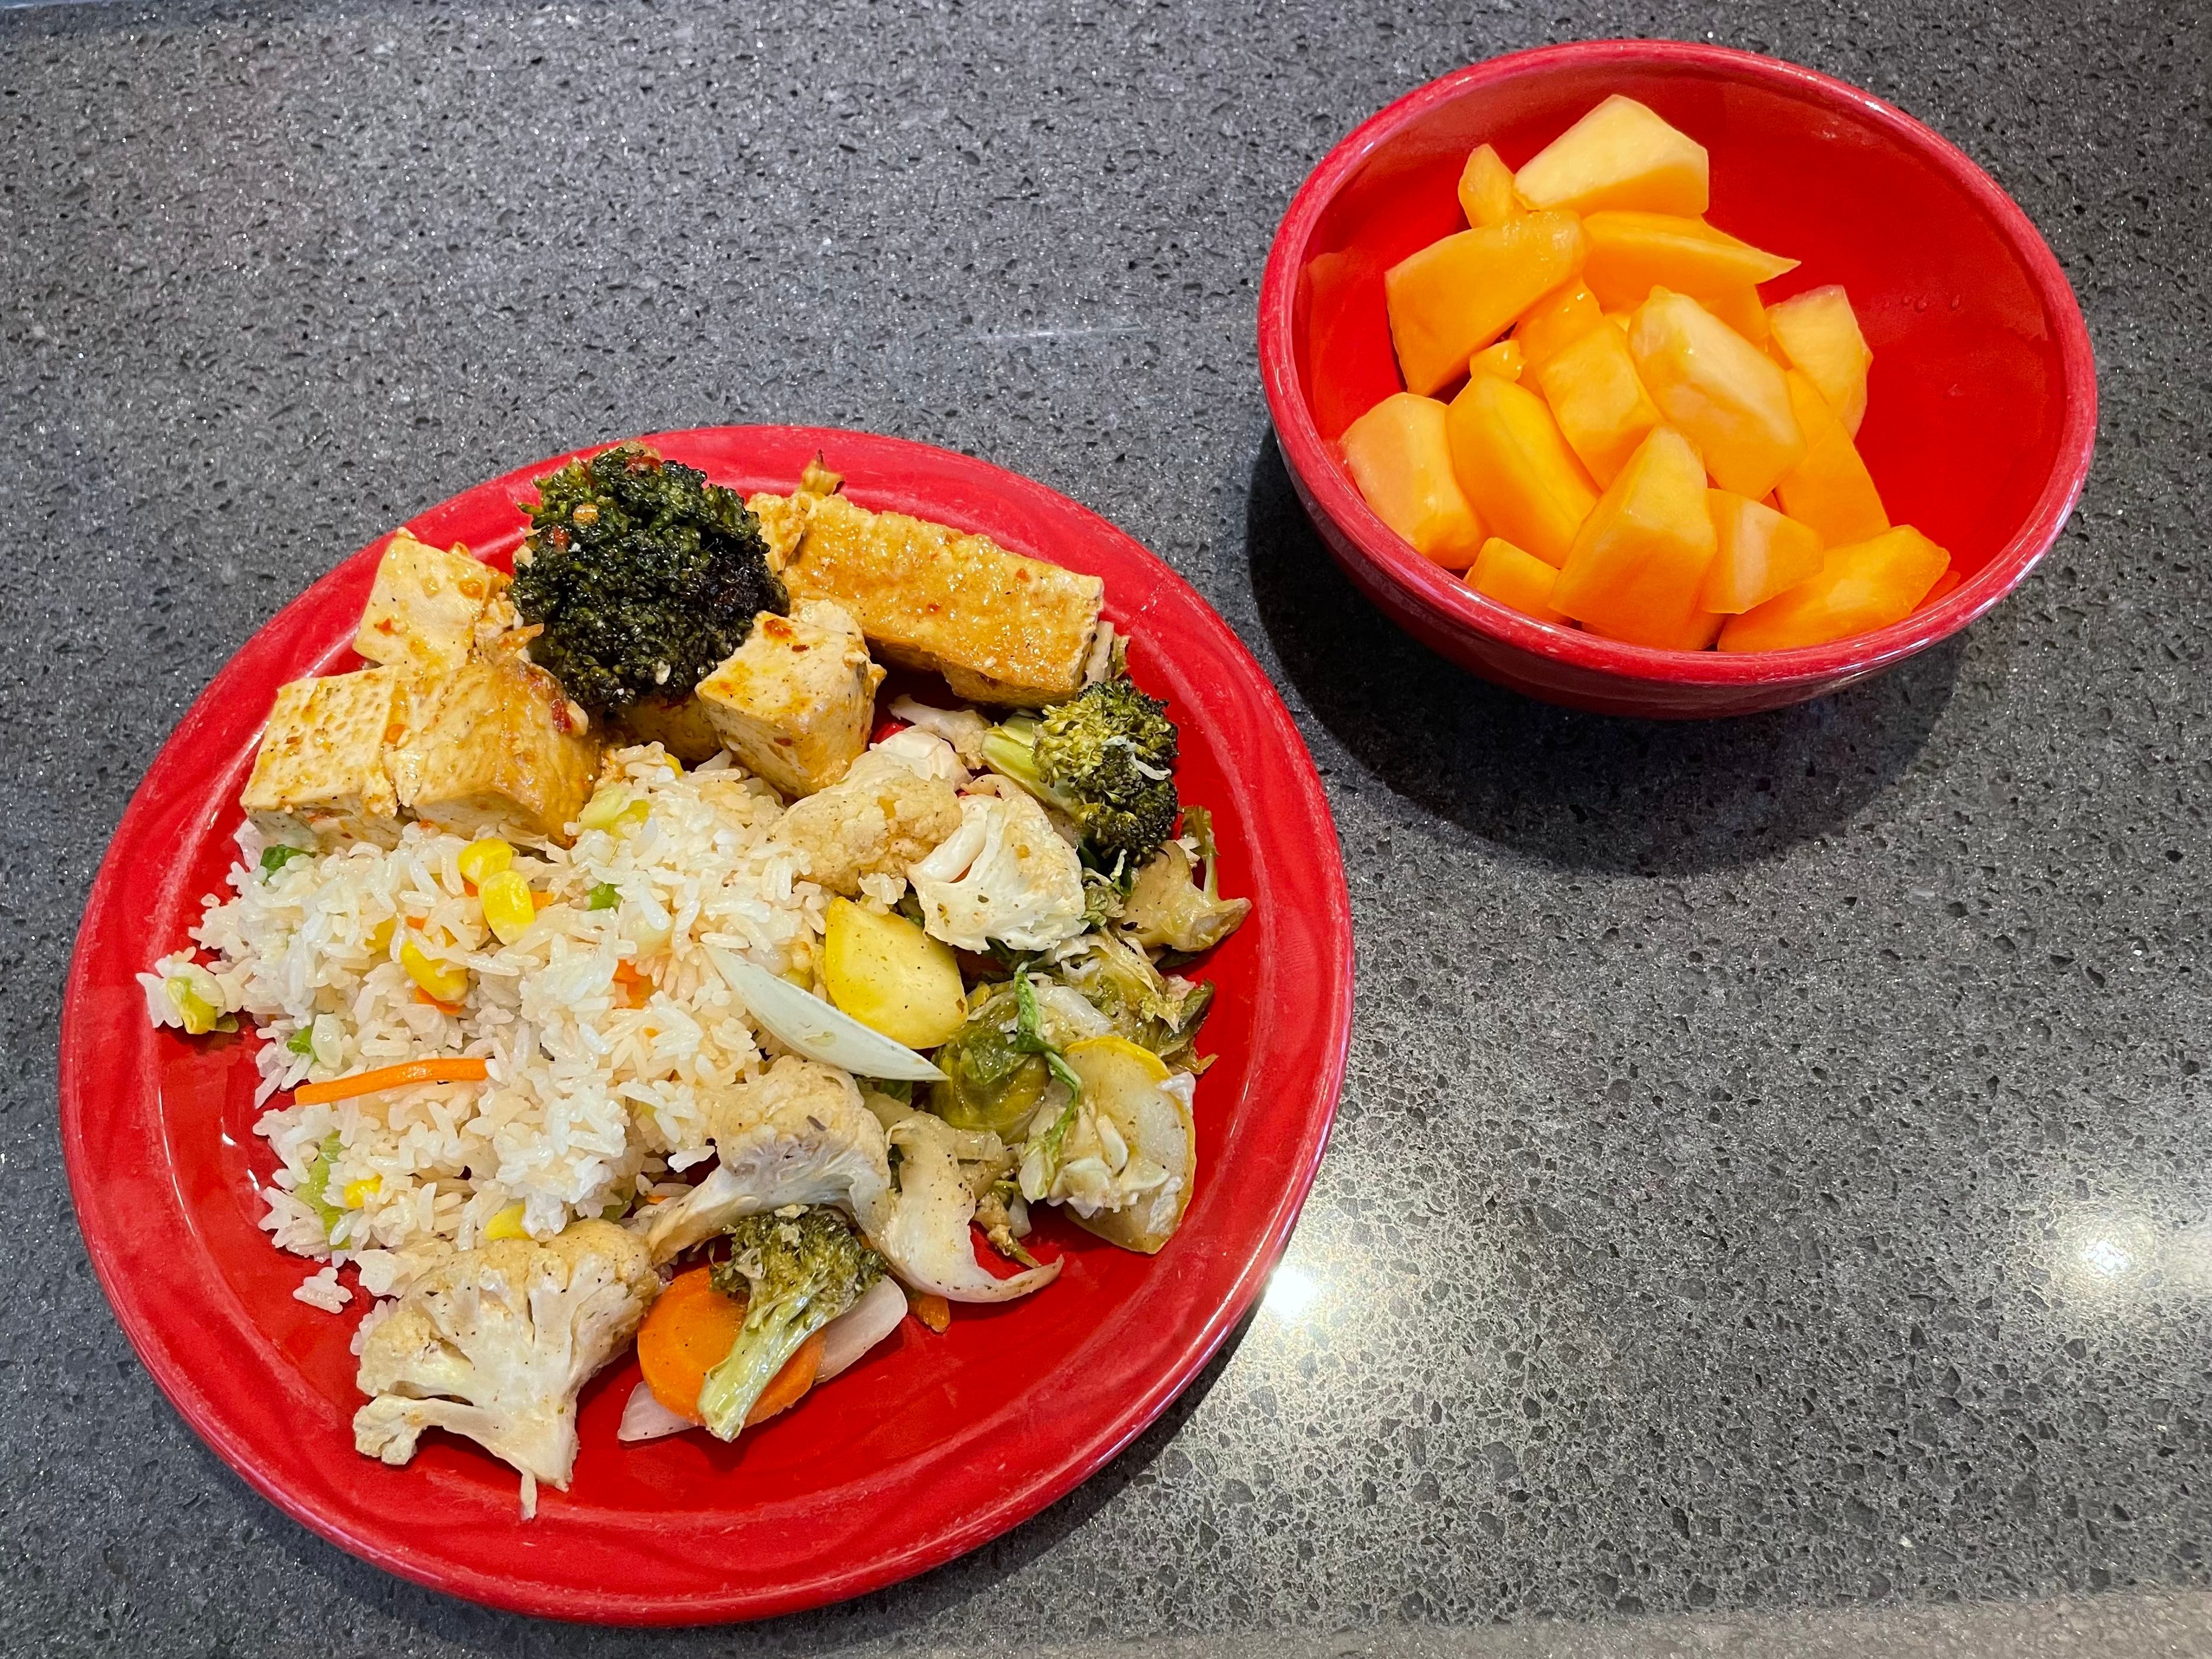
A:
707;945;946;1084
818;1276;909;1382
617;1378;696;1443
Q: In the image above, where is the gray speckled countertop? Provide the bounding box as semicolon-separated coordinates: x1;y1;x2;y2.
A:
5;0;2208;1653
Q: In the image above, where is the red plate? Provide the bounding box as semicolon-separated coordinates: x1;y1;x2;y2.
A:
60;427;1351;1624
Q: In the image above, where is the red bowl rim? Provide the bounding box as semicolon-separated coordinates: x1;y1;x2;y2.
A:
1257;38;2098;692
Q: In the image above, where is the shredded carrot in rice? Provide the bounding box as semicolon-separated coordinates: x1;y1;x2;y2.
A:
292;1057;489;1105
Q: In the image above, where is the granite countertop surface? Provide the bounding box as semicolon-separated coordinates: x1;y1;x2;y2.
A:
4;0;2207;1654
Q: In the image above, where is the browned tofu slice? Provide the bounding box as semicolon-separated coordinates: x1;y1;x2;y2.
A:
776;492;1103;705
387;652;598;842
240;668;408;842
353;531;511;679
695;601;884;796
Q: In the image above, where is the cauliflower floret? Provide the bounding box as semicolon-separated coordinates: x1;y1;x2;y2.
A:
767;746;962;897
889;697;992;769
907;784;1087;954
638;1061;1059;1306
351;1219;657;1518
639;1057;896;1263
869;723;970;786
879;1111;1061;1303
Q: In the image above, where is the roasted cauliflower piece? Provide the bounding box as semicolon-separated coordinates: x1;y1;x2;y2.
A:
239;667;409;844
638;1059;1058;1307
353;530;512;681
767;745;962;897
907;781;1087;954
639;1057;896;1263
695;600;884;798
351;1219;657;1517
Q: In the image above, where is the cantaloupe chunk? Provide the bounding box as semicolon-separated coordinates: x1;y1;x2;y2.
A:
1512;279;1605;373
1660;609;1728;652
1628;288;1807;499
1444;375;1599;568
1468;340;1524;382
1466;536;1566;623
1512;95;1710;217
1457;144;1524;227
1582;213;1798;311
1704;285;1771;350
1768;284;1873;434
1700;490;1824;613
1551;427;1720;649
1533;323;1663;487
1385;212;1587;396
1716;526;1950;652
1774;371;1888;545
1340;392;1487;569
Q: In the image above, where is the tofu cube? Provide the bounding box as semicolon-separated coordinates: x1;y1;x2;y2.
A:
388;652;598;842
240;668;408;842
353;531;510;679
611;694;724;766
695;601;885;797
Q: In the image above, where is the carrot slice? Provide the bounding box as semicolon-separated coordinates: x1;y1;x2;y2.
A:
636;1265;825;1428
638;1268;741;1424
906;1287;952;1334
747;1330;824;1426
292;1056;488;1105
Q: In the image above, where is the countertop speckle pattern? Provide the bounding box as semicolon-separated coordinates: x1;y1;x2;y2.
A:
4;0;2207;1653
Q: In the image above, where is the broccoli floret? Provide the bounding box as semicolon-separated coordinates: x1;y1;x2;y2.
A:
512;443;786;719
982;674;1179;872
698;1206;883;1440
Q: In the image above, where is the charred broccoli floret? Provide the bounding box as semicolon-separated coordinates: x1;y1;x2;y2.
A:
982;673;1179;872
698;1206;883;1440
512;442;785;719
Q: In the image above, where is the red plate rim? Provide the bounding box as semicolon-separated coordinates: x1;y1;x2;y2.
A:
58;425;1353;1624
1256;38;2099;691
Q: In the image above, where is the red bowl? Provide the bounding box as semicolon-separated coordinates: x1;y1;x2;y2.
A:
1257;40;2097;718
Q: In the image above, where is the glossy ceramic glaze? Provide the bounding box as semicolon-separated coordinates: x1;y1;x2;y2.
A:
58;427;1352;1624
1257;40;2097;718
